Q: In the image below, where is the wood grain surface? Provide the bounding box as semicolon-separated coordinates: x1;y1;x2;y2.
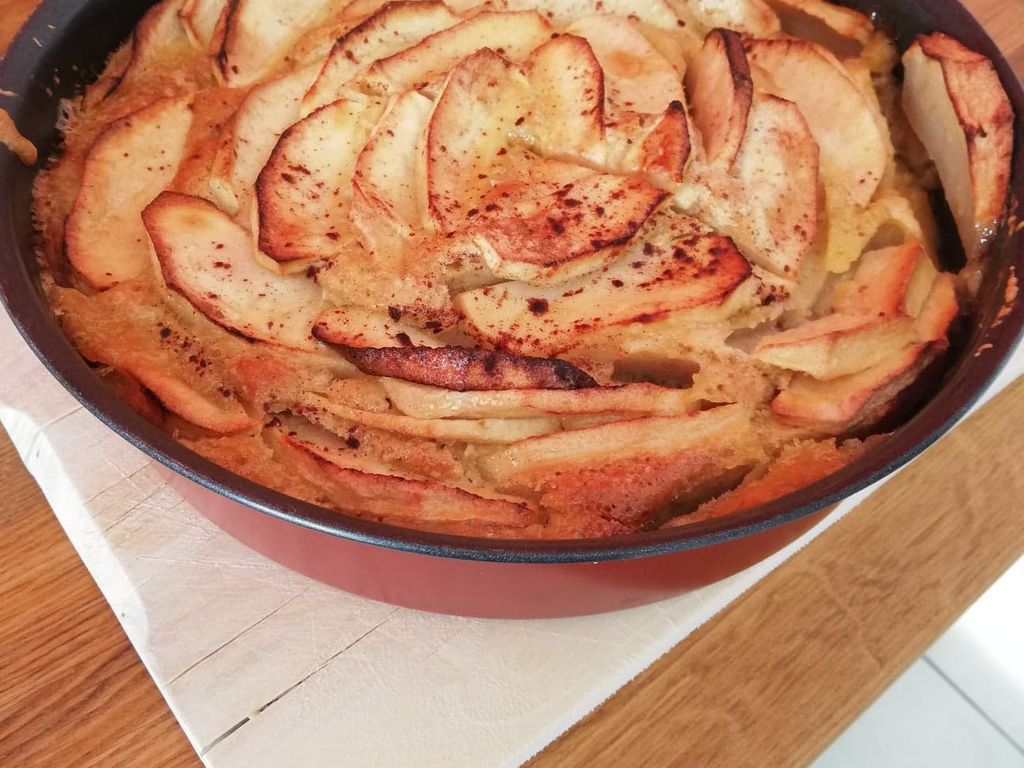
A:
1;1;1023;766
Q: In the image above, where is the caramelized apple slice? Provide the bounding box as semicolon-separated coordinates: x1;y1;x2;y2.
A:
301;0;460;116
350;90;433;251
499;0;682;29
754;313;919;380
360;11;553;94
382;378;703;419
685;28;753;167
745;37;887;207
144;192;323;348
566;15;685;115
469;172;668;283
313;306;441;348
65;97;194;289
209;63;320;216
457;208;758;354
216;0;339;86
297;392;561;444
317;344;599;390
902;33;1013;261
255;96;386;268
764;0;872;57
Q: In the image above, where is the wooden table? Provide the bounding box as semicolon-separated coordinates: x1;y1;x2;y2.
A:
2;1;1023;764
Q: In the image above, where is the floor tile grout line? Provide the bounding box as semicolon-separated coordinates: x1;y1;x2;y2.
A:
922;654;1024;756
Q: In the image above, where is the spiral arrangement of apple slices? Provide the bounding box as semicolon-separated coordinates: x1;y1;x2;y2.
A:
42;0;1013;538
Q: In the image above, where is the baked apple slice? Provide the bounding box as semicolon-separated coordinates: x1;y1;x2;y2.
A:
102;0;198;98
144;192;323;349
469;172;669;283
297;392;561;444
771;343;934;434
381;378;703;419
271;424;539;532
667;0;779;36
317;343;599;390
477;402;755;487
565;14;685;115
525;34;606;160
255;95;386;269
830;240;924;317
216;0;340;86
457;208;758;355
301;0;459;116
65;96;194;289
902;33;1013;261
732;93;819;277
764;0;872;57
685;28;753;167
754;313;919;380
498;0;682;29
313;306;442;348
209;63;320;216
350;90;433;252
360;11;553;94
179;0;228;51
745;37;887;207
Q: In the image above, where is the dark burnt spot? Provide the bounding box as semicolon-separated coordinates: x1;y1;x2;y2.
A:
563;198;582;208
595;206;605;217
631;261;644;269
325;232;340;241
345;435;361;449
548;217;566;235
642;243;655;256
288;164;312;175
305;265;321;279
497;147;508;156
159;326;172;339
611;279;624;288
395;332;413;347
388;306;402;321
467;208;480;218
527;298;549;316
280;172;296;184
213;261;231;269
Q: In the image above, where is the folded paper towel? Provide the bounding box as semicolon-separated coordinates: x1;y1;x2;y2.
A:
2;309;1021;768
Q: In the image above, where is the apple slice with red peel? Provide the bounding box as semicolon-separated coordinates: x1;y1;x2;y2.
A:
754;313;919;380
360;11;553;94
902;33;1013;262
685;28;752;167
313;306;442;349
65;96;194;290
350;90;433;252
772;343;934;434
301;0;460;117
456;208;758;355
255;95;386;269
764;0;872;57
745;37;887;208
215;0;340;87
566;14;685;116
144;192;323;349
209;63;320;216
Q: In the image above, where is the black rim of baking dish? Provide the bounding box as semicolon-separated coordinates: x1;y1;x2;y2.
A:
1;0;1022;564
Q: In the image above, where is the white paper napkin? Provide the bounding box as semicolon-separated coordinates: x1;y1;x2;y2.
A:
2;308;1020;768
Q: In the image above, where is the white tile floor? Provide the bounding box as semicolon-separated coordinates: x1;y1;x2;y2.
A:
813;556;1024;767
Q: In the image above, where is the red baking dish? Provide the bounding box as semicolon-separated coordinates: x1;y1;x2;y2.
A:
1;0;1022;617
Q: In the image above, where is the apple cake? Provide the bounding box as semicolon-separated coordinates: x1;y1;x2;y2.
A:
32;0;1015;538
